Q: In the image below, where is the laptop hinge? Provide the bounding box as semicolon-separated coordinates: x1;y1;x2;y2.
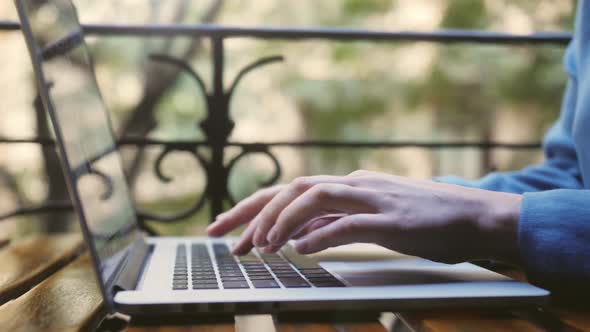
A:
112;239;152;293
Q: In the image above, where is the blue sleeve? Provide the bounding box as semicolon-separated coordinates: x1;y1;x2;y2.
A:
519;189;590;296
437;44;590;294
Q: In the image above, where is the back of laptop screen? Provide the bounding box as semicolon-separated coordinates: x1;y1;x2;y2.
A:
16;0;141;281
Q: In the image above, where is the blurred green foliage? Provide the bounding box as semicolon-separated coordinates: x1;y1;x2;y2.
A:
148;1;574;234
0;1;576;236
342;0;392;17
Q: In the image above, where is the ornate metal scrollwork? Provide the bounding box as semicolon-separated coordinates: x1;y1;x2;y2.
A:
0;46;287;230
136;147;209;223
0;23;556;233
141;50;285;224
148;53;208;101
225;145;282;206
85;166;115;201
227;55;284;99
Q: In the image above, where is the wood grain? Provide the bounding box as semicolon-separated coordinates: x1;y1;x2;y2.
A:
3;238;586;332
551;309;590;331
0;254;104;332
126;324;235;332
0;233;84;305
235;314;275;332
275;322;386;332
399;310;545;332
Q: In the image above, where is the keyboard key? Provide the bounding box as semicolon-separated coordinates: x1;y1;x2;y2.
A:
223;281;250;289
275;273;301;278
248;275;275;280
307;277;340;283
192;270;215;274
267;262;291;266
193;284;219;289
312;280;345;287
272;269;297;274
193;267;213;271
244;265;268;270
252;280;280;288
221;276;247;282
173;277;189;281
245;269;269;274
281;245;321;269
244;267;269;271
279;277;310;288
268;265;293;270
219;272;245;278
300;268;329;274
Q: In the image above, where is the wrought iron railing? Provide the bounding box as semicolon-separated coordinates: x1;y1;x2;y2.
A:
0;21;572;231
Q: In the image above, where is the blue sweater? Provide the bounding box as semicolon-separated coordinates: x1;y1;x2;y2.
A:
439;2;590;293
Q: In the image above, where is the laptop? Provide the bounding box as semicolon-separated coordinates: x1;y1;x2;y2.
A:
15;0;549;317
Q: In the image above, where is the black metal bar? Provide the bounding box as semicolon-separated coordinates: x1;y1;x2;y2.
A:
0;21;19;30
232;141;543;149
0;201;72;221
41;29;83;61
0;137;542;150
204;36;231;222
0;21;572;45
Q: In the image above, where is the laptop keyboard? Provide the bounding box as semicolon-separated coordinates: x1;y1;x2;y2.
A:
172;242;345;290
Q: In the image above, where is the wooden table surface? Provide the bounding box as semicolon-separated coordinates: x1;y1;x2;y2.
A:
0;233;588;332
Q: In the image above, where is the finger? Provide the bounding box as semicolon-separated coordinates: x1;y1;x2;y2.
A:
251;175;351;247
207;186;282;236
294;214;384;254
261;243;282;253
231;220;258;255
292;214;345;239
347;169;376;177
267;184;378;246
260;215;344;255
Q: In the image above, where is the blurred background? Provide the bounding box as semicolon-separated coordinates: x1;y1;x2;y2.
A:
0;0;575;237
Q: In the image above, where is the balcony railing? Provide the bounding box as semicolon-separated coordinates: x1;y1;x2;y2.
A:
0;21;572;233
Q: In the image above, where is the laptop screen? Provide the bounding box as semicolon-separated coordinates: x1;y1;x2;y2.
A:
15;0;142;286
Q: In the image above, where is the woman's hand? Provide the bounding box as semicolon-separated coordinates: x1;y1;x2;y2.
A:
207;170;523;264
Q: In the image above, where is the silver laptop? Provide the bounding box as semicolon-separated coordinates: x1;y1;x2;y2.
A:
15;0;549;317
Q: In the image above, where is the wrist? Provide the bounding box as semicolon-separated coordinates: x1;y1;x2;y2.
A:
475;191;523;265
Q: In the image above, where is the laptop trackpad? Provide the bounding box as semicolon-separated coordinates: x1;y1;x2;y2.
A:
314;245;509;287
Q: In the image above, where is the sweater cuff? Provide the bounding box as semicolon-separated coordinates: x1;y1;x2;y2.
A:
519;190;590;294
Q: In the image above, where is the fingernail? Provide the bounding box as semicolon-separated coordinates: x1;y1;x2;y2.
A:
254;232;269;247
295;240;308;253
262;245;276;254
231;244;243;255
267;230;279;244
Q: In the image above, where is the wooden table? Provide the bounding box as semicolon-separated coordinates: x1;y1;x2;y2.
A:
0;234;588;332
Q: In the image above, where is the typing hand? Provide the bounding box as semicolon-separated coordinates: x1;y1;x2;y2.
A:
207;170;522;264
